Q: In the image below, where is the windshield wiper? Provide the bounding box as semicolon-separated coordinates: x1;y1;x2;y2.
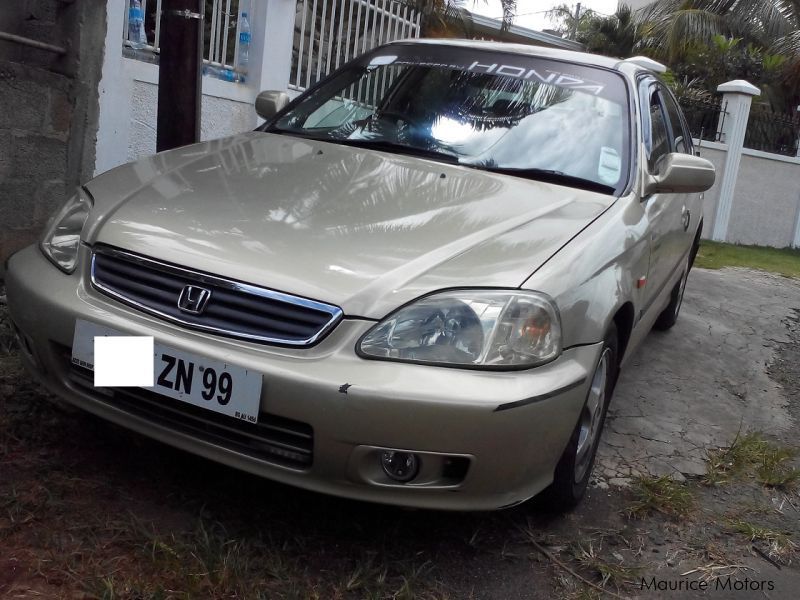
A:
261;130;461;165
472;166;616;195
324;139;461;164
263;131;617;194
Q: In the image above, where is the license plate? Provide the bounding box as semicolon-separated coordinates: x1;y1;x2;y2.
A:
71;319;263;423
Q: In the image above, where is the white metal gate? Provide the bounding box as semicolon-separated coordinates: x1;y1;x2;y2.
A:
290;0;420;92
123;0;243;70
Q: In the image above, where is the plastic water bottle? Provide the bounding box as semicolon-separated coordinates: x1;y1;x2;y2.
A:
203;64;221;78
128;0;147;49
237;12;251;75
218;68;239;83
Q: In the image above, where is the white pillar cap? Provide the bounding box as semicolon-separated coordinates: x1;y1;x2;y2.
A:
717;80;761;96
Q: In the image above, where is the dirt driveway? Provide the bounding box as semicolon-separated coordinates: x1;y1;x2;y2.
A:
597;267;799;485
1;266;799;599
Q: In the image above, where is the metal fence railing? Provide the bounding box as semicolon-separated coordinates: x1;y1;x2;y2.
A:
677;96;727;143
290;0;420;93
744;107;800;157
123;0;243;71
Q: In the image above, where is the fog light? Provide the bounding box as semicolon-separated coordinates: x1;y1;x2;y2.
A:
381;450;420;483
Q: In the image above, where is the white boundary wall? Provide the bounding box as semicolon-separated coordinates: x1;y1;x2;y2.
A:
697;140;800;248
695;80;800;249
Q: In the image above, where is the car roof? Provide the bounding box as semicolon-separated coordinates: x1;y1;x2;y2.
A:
389;38;638;74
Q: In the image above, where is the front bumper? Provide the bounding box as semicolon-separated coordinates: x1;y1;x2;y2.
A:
5;244;602;510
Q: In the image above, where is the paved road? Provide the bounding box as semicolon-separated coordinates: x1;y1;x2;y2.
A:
595;267;800;486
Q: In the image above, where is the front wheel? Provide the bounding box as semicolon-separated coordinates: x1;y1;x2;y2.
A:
539;324;618;510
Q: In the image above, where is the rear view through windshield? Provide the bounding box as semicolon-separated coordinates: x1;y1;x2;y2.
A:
270;45;631;194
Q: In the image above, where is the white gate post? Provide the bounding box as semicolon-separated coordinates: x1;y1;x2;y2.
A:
793;197;800;249
793;104;800;158
251;0;296;93
95;0;131;175
711;80;760;242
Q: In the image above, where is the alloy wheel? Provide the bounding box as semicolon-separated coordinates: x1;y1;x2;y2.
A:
574;348;612;483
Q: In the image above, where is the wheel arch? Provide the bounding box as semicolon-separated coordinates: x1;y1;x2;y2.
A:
611;302;635;367
690;218;704;266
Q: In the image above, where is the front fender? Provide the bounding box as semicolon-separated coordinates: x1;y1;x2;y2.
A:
521;194;649;355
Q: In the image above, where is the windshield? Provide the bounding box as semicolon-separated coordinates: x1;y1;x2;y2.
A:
268;45;631;195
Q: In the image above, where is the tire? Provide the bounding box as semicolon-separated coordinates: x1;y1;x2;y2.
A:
654;226;701;331
652;268;687;331
539;323;619;511
655;254;695;332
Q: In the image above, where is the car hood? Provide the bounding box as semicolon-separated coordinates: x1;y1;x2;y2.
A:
85;132;611;318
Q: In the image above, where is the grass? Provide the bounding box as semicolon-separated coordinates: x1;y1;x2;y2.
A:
4;490;450;600
626;475;695;518
757;447;800;489
728;519;799;563
571;542;642;589
705;431;799;490
695;240;800;278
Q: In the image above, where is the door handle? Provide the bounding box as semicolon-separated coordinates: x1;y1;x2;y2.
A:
681;207;691;232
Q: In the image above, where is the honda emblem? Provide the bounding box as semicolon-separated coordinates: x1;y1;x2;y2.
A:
177;285;212;314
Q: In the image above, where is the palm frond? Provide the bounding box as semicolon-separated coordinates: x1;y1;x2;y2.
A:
723;0;794;42
641;7;729;61
772;29;800;58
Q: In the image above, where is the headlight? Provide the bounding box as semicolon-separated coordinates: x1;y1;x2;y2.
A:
39;188;93;273
358;290;562;369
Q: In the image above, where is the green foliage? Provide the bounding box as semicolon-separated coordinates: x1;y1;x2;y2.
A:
579;5;638;58
762;53;787;72
662;72;712;101
546;2;796;110
711;33;740;54
547;4;637;57
546;3;599;40
634;0;800;111
667;36;781;100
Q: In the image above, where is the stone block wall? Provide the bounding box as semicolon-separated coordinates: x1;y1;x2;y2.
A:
0;0;106;272
0;61;72;258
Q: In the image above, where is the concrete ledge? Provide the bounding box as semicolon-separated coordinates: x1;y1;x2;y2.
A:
122;58;256;105
693;138;800;165
694;139;727;153
741;147;800;165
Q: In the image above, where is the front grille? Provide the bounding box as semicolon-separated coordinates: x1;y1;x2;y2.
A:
67;360;314;469
90;245;342;346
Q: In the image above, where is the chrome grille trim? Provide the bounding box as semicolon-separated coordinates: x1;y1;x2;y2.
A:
89;245;343;346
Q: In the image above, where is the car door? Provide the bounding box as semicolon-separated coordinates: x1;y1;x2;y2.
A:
639;80;686;316
660;86;701;260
